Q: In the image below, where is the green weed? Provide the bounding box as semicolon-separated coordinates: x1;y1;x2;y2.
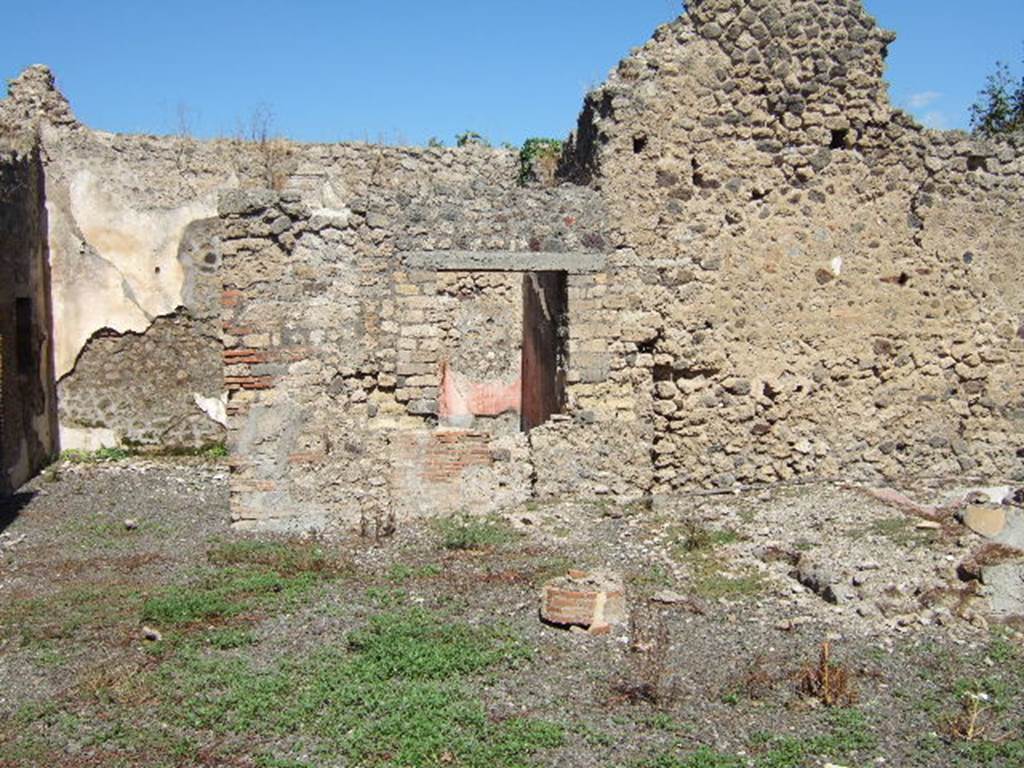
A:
60;446;133;464
207;539;344;576
518;137;564;184
387;562;442;584
154;608;555;766
0;584;143;647
456;130;490;148
638;746;744;768
436;513;517;551
849;516;936;546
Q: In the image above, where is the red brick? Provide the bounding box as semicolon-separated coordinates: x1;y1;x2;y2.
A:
221;289;244;308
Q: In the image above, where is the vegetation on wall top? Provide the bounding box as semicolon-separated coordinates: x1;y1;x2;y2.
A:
970;48;1023;137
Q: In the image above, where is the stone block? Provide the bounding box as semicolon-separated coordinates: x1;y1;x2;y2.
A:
962;505;1007;538
540;570;626;634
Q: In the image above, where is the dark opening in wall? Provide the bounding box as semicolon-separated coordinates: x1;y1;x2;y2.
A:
633;135;648;154
14;297;34;374
830;129;850;150
967;155;988;172
521;272;568;432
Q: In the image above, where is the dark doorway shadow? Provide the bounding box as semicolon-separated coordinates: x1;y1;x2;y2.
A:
0;491;35;535
521;271;568;432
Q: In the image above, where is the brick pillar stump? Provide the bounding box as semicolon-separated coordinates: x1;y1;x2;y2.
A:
540;569;626;635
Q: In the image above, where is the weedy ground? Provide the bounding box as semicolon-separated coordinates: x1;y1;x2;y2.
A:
0;457;1021;767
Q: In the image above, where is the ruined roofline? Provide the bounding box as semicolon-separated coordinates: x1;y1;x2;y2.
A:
558;0;1024;184
7;3;1024;162
1;65;536;157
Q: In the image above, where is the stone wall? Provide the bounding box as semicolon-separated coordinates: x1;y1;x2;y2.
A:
218;147;613;529
560;0;1024;492
1;0;1021;513
0;142;58;493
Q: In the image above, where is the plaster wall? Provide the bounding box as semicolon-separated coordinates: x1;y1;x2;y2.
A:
0;145;58;492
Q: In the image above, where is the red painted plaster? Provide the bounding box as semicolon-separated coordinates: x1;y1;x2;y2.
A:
438;360;521;420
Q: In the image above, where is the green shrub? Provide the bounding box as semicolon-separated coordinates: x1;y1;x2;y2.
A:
456;130;490;148
518;137;564;184
436;513;516;551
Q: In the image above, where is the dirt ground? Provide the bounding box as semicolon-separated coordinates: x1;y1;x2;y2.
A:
1;456;1022;768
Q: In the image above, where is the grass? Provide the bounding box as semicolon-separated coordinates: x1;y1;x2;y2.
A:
387;562;442;583
207;538;345;576
849;516;937;546
60;514;174;552
0;583;145;648
668;522;743;554
5;588;561;767
60;446;134;463
152;608;556;766
639;747;745;768
905;634;1024;766
628;563;675;592
436;512;518;551
662;521;764;600
141;559;331;628
641;710;877;768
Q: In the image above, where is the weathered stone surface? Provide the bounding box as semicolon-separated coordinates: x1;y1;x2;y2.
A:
540;570;626;632
794;554;853;604
982;562;1024;618
404;250;607;274
962;505;1008;538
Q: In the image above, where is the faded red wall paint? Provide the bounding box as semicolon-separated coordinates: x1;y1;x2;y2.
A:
521;272;566;431
438;360;521;420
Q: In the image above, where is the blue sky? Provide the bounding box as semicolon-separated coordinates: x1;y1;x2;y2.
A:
1;1;1020;144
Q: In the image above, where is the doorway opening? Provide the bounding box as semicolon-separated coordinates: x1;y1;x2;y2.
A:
521;271;568;432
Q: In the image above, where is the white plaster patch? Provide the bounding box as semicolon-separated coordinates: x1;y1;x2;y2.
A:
49;168;216;377
194;392;228;427
60;424;118;452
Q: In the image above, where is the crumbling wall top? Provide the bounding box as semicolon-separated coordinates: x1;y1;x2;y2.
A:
1;65;77;131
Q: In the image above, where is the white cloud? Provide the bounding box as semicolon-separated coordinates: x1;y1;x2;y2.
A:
921;111;949;130
907;91;942;109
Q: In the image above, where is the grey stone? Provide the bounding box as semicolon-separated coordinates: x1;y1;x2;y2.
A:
794;555;846;603
983;562;1024;618
404;250;607;274
218;189;278;216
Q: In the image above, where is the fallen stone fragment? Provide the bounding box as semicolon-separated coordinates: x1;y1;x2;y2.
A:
141;626;163;642
774;615;813;632
982;562;1024;618
959;505;1024;550
961;505;1006;538
0;533;26;548
540;569;626;634
754;544;800;566
865;487;945;520
793;555;850;604
124;519;139;531
650;589;706;614
958;486;1013;505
